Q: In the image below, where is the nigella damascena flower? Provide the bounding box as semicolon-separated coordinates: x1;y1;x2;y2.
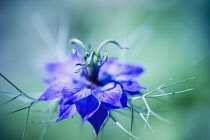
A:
38;39;145;134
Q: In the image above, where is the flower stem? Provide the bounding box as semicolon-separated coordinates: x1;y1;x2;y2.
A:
0;73;36;100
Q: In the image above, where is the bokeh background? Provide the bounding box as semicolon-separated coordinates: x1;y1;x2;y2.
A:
0;0;209;140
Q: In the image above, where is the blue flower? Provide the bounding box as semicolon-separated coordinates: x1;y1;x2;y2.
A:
38;39;144;135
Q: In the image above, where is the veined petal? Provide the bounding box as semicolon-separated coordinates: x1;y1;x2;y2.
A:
46;53;79;76
75;95;100;122
61;84;84;98
63;87;92;104
120;81;145;92
100;58;115;69
96;82;127;109
46;61;76;77
38;83;65;101
114;64;143;81
56;99;77;122
45;53;84;84
100;58;143;81
44;75;72;85
88;105;109;135
120;92;128;107
125;91;142;95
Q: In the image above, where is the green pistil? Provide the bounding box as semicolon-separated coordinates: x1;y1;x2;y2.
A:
69;38;127;84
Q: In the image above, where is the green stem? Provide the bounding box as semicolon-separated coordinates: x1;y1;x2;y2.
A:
0;73;36;100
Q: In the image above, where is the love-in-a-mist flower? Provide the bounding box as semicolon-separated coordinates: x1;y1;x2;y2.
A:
38;39;145;135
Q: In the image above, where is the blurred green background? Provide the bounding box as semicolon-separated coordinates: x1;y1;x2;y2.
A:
0;0;209;140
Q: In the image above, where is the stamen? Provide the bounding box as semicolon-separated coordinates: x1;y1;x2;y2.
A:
69;38;87;52
74;51;94;73
96;40;128;55
72;48;82;63
72;48;77;54
101;50;108;66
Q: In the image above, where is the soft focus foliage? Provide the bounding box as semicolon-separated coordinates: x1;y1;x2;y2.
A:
0;0;209;140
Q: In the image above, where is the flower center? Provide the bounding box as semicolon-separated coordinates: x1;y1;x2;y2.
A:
69;38;127;86
75;50;106;86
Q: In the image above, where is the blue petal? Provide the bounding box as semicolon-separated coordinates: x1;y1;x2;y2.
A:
88;105;109;135
126;91;142;95
46;54;79;77
45;53;85;85
100;58;144;81
75;95;100;122
120;81;145;92
56;99;77;122
62;86;92;104
38;83;65;101
61;84;84;98
96;82;127;109
46;62;76;81
120;92;128;107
